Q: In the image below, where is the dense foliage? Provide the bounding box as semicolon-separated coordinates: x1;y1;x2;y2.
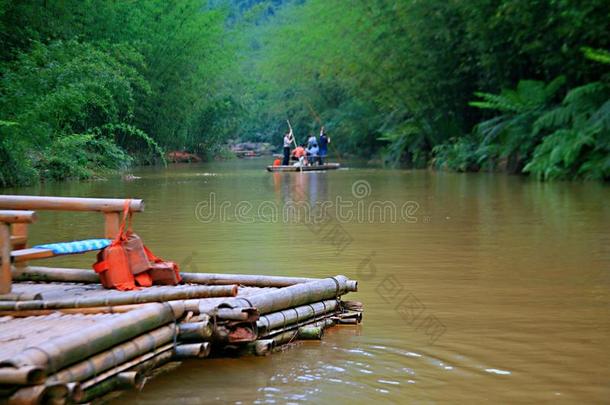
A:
0;0;236;186
1;0;608;184
236;0;609;180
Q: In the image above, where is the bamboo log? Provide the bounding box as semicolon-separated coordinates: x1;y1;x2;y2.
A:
237;339;275;356
13;266;99;284
0;292;42;301
256;300;338;336
0;196;144;213
0;302;178;373
0;285;237;311
0;366;45;385
296;326;324;340
46;324;176;384
0;211;37;224
129;348;174;375
7;382;68;405
78;371;145;404
181;272;320;287
178;319;213;341
202;275;355;316
173;343;210;360
80;343;173;391
334;317;359;325
215;307;259;322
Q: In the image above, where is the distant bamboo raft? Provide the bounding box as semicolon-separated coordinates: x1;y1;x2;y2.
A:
0;269;362;404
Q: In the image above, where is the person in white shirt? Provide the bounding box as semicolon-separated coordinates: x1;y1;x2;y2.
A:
282;129;293;165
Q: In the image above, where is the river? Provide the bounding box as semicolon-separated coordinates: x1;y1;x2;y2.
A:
6;159;610;403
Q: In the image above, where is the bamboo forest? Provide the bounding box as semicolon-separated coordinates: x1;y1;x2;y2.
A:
1;0;608;186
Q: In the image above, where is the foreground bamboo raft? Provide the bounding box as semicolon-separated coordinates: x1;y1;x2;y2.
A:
0;269;362;404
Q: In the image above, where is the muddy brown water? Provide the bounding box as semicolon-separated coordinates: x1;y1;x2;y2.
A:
6;159;610;403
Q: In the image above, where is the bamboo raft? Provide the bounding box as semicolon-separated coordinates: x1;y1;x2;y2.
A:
0;196;362;404
266;163;341;172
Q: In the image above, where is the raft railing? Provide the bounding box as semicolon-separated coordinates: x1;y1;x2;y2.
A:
0;196;144;293
0;210;37;294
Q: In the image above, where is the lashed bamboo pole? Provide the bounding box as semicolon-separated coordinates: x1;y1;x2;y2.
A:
296;326;324;340
46;324;176;384
7;382;68;405
236;339;275;356
203;275;356;316
256;300;338;336
0;365;45;385
178;320;213;341
0;292;42;301
13;267;99;284
0;303;179;373
181;272;320;287
0;285;237;311
78;371;145;404
173;343;210;359
80;343;174;390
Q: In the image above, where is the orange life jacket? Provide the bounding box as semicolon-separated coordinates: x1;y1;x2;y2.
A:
93;200;182;290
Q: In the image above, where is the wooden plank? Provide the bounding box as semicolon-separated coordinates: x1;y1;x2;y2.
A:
0;196;144;213
0;224;11;294
10;248;55;263
0;211;37;224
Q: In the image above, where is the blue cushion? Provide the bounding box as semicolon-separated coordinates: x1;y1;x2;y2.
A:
33;238;112;255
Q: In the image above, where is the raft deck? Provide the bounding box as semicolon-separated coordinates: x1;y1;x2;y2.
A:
0;271;361;404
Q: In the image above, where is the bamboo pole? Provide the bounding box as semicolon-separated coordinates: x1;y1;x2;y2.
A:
0;285;237;311
202;275;355;316
173;343;210;360
0;292;42;301
0;196;144;213
0;366;45;385
80;343;174;391
78;371;145;404
296;326;324;340
13;266;99;283
0;211;37;224
178;320;213;342
7;382;68;405
181;272;320;287
236;339;275;356
0;303;179;373
256;300;338;336
14;268;357;292
46;324;176;384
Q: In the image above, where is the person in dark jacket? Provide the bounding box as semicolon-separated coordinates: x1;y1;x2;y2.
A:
318;126;330;164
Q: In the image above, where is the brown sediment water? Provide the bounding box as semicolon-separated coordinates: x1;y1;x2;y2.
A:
5;158;609;403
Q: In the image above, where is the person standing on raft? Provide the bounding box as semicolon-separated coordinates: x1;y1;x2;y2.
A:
319;126;330;165
282;128;294;165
